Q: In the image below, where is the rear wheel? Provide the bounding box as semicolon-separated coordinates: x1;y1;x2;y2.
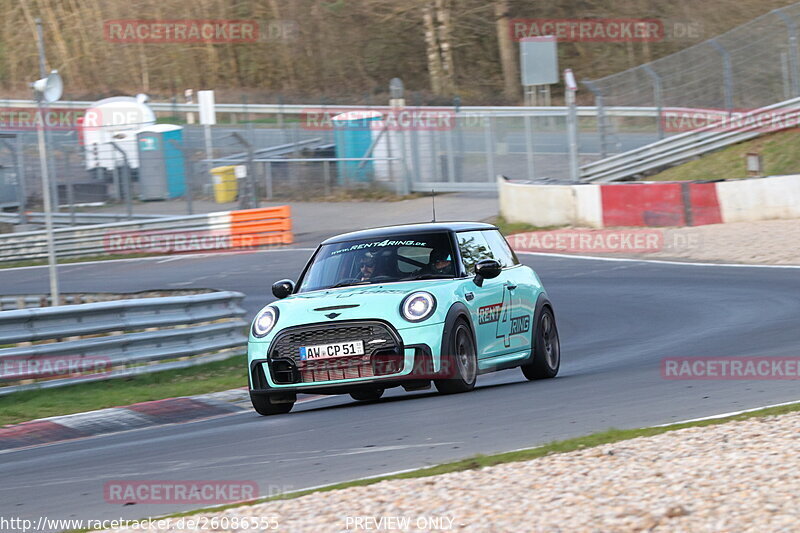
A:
521;307;560;380
350;389;384;402
250;392;294;416
435;319;478;394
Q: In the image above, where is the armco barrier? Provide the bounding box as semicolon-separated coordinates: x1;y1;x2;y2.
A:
0;205;292;263
0;291;247;396
500;175;799;228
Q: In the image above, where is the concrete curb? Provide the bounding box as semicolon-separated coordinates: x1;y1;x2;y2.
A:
0;388;253;452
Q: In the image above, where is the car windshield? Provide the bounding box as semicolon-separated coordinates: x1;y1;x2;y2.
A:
298;232;457;292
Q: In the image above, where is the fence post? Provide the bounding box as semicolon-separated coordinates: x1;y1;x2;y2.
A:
584;80;609;157
642;65;664;140
15;136;28;224
483;116;496;182
773;8;800;98
709;39;735;110
524;114;536;181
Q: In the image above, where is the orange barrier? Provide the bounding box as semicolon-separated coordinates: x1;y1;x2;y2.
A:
230;206;293;247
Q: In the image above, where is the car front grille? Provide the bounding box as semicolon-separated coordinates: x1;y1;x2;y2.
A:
268;321;402;384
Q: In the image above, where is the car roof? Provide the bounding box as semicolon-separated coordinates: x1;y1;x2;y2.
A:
321;222;498;245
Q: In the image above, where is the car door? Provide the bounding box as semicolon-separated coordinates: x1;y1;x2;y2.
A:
455;230;509;359
482;229;535;354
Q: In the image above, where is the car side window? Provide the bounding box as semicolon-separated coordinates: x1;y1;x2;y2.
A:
483;230;519;267
457;231;495;274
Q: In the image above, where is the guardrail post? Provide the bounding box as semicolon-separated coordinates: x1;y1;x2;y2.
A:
483;116;496;182
109;141;133;219
642;65;664;140
322;160;330;196
583;81;610;158
524;114;536;181
773;8;800;98
710;39;735;110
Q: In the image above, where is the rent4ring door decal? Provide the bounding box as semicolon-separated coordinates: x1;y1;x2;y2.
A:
477;286;530;348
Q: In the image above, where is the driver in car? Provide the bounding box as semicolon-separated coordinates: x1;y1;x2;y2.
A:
428;249;454;276
357;252;379;281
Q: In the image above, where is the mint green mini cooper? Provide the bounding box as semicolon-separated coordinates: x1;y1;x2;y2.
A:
248;222;560;415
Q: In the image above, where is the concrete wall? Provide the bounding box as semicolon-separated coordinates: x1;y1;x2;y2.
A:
499;175;800;228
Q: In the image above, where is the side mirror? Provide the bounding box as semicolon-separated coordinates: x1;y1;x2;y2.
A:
473;259;502;287
272;279;295;299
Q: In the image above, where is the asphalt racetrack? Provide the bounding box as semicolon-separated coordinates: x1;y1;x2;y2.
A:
1;250;799;524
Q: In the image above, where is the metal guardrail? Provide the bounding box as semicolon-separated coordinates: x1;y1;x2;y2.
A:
0;212;163;227
0;206;292;263
579;96;800;182
0;291;247;395
0;98;661;118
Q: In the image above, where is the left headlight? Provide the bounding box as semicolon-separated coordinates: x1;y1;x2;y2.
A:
252;306;279;338
400;292;437;322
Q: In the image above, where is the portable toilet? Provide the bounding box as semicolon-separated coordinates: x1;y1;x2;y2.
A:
332;111;382;184
136;125;186;200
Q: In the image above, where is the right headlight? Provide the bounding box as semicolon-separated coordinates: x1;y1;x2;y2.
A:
252;306;279;338
400;292;437;322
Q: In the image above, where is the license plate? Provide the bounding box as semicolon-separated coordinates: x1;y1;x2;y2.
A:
300;340;365;361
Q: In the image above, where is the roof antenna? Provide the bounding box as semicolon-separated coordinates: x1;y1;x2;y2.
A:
431;189;437;222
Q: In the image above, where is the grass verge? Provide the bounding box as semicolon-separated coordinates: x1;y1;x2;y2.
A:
0;355;246;427
134;399;800;527
649;129;800;181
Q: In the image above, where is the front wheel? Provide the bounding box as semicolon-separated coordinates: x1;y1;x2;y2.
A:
435;319;478;394
521;307;560;380
250;392;294;416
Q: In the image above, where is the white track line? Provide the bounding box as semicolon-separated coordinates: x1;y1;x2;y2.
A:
517;251;800;269
652;398;800;427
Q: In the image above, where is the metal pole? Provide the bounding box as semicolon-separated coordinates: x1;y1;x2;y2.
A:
109;142;133;219
524;114;535;181
584;80;608;158
15;135;27;224
709;39;735;110
265;161;274;199
774;9;800;98
36;103;60;306
203;123;213;200
445;129;456;183
566;87;580;183
36;19;59;212
642;65;664;140
483;116;496;182
322;160;330;197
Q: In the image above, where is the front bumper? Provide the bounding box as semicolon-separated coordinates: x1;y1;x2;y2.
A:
248;320;445;394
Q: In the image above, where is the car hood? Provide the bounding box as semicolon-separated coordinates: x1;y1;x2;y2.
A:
251;280;461;341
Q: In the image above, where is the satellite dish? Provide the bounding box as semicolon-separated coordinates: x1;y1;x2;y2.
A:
32;70;63;103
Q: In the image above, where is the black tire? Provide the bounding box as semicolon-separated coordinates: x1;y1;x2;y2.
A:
434;318;478;394
521;306;560;380
349;389;384;402
250;392;294;416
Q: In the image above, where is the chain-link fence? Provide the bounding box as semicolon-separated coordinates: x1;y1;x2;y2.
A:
1;108;633;221
585;4;800;147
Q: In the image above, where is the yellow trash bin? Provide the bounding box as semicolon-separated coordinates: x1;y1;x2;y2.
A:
211;165;238;203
